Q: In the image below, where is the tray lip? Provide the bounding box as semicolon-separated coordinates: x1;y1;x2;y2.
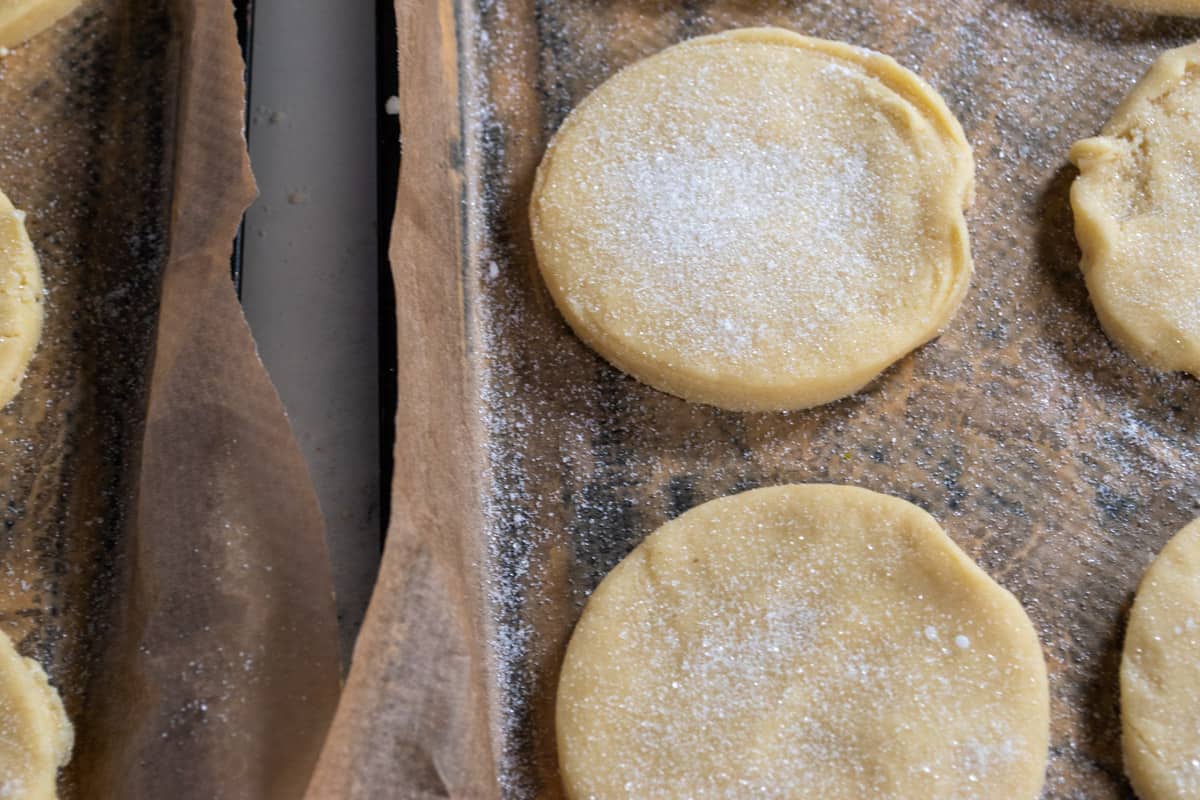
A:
301;1;502;796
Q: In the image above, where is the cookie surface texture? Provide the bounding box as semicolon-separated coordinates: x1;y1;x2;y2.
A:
1070;42;1200;374
0;187;43;408
1122;518;1200;800
557;484;1049;799
0;630;73;799
0;0;83;48
530;28;974;411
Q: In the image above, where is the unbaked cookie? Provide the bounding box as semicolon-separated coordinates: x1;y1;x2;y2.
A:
1070;43;1200;374
530;28;974;411
0;0;83;48
0;187;44;407
0;630;73;799
1122;518;1200;800
557;485;1049;799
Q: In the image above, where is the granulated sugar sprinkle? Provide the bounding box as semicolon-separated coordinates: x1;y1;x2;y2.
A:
557;503;1041;799
534;43;955;370
460;2;1200;798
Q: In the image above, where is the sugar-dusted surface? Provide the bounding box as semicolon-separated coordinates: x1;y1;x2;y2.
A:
1121;518;1200;800
0;627;72;798
450;1;1200;798
0;190;44;409
1070;43;1200;374
557;486;1048;799
529;31;971;407
0;3;172;791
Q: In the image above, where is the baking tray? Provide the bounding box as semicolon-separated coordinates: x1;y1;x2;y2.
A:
0;1;342;794
339;2;1200;797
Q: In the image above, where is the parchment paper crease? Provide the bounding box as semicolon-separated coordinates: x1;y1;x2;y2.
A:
306;2;497;797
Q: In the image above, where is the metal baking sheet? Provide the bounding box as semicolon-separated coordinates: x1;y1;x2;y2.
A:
326;2;1200;797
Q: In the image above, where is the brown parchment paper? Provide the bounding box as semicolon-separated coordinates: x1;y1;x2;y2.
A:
319;1;1200;798
0;1;341;797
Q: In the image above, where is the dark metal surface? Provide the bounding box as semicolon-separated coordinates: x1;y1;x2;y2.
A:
378;0;398;542
227;0;394;545
230;0;254;294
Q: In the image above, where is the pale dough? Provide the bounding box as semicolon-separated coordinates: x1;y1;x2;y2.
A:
557;485;1049;799
0;187;43;408
0;0;82;48
0;630;72;799
1122;518;1200;800
1098;0;1200;15
530;28;974;411
1070;43;1200;375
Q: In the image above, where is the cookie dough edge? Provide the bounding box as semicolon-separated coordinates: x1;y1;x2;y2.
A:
0;630;73;797
529;28;976;411
555;484;1049;798
0;189;44;408
0;0;85;49
1068;42;1200;375
1121;517;1200;800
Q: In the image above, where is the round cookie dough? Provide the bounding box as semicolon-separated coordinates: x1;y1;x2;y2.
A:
0;0;83;48
0;630;73;799
557;485;1049;799
530;28;974;411
1122;518;1200;800
0;187;44;408
1070;43;1200;375
1098;0;1200;15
